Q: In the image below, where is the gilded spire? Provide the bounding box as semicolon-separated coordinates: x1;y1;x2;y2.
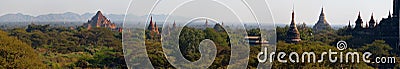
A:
313;7;332;33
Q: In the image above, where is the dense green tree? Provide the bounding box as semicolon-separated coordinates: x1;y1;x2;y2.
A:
358;40;394;68
359;40;393;57
247;28;261;36
26;24;50;32
5;24;125;68
276;26;289;41
296;23;313;41
9;28;32;45
204;28;229;47
179;27;206;61
0;30;46;68
30;30;49;48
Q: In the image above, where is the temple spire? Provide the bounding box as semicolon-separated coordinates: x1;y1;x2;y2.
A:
205;19;208;27
291;10;295;24
155;22;159;34
389;11;392;18
369;12;376;28
313;7;332;33
393;0;399;17
348;20;351;28
147;16;159;39
320;7;325;16
365;20;369;28
173;20;176;28
291;1;295;21
290;10;296;27
286;8;301;43
148;16;155;31
354;11;363;30
371;12;374;18
149;16;152;25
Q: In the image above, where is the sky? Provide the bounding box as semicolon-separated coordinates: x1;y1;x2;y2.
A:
268;0;393;25
0;0;393;25
0;0;131;16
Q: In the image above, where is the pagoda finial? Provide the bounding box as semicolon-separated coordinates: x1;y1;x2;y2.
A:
348;20;351;26
358;11;362;19
205;19;208;27
292;0;295;11
290;8;296;27
370;12;374;20
347;20;352;29
320;0;326;16
96;11;102;15
291;10;295;21
369;12;373;20
371;12;374;17
150;16;153;22
354;11;364;30
291;0;295;16
148;16;155;30
369;12;376;28
173;20;176;28
321;7;324;13
365;20;369;28
319;7;326;19
389;11;392;18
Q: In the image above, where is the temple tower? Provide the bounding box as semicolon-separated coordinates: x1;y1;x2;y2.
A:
285;10;301;43
354;12;364;30
369;13;376;28
313;8;332;33
393;0;399;17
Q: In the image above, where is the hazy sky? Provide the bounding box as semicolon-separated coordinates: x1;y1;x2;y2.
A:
269;0;393;25
0;0;393;25
0;0;131;16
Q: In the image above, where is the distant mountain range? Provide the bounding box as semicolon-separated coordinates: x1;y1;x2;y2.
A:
0;12;125;22
0;12;191;24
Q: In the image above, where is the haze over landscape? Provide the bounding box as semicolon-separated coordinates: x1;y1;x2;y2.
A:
0;0;399;68
0;0;393;25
